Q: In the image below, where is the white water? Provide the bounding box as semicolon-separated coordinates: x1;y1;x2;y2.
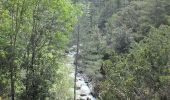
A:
67;46;96;100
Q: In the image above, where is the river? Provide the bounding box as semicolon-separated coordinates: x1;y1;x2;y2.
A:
67;46;96;100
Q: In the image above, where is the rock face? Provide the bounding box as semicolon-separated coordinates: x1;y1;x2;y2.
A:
67;45;96;100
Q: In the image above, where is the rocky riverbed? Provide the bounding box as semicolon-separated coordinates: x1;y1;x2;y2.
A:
67;46;96;100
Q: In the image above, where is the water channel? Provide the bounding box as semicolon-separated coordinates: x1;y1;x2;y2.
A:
67;46;96;100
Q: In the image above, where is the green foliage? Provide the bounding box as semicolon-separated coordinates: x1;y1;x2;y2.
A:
0;0;80;99
74;0;170;99
101;26;170;99
80;27;104;79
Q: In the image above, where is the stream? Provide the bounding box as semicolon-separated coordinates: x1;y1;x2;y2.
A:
67;46;96;100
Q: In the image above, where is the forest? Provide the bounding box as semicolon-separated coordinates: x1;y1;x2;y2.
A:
0;0;170;100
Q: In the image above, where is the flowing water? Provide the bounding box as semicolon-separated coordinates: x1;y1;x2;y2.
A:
67;46;96;100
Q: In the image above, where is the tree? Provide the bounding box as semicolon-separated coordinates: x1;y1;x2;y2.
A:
101;25;170;99
0;0;80;99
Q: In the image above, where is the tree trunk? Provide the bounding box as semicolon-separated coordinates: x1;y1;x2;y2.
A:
10;61;15;100
74;24;80;100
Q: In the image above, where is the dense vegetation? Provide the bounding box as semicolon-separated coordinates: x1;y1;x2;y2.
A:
1;0;170;100
0;0;80;99
74;0;170;100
